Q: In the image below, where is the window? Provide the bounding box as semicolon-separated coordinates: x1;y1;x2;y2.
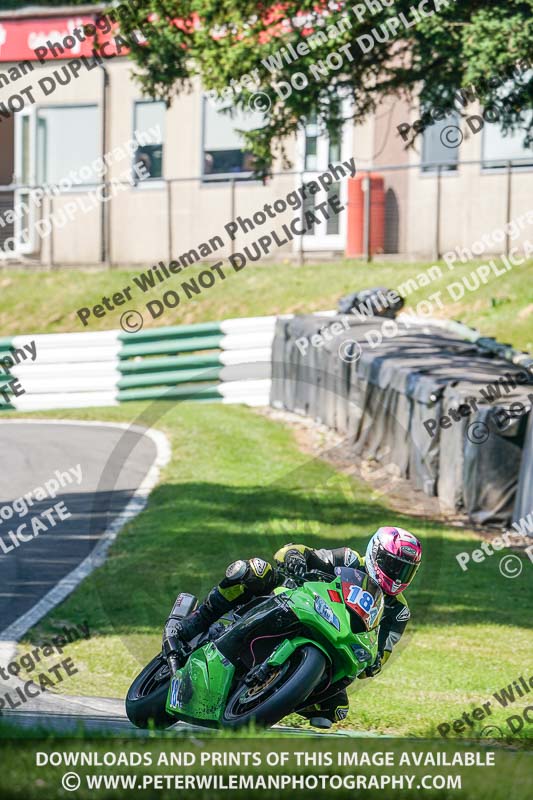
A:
421;113;459;172
202;99;263;179
133;101;165;181
303;193;316;235
326;182;340;235
303;112;342;171
36;105;99;185
304;114;318;171
328;130;341;164
480;70;533;169
299;107;347;245
482;118;533;168
17;115;31;247
305;130;318;171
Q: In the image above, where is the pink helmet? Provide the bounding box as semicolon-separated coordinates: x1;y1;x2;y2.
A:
365;526;422;596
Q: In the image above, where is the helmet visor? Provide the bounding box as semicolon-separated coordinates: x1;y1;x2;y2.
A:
375;550;419;585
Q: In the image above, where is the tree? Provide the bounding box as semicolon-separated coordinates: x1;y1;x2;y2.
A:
112;1;532;173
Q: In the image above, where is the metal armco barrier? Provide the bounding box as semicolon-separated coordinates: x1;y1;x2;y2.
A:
0;316;278;412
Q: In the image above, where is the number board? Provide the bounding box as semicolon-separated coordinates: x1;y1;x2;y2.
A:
342;582;376;627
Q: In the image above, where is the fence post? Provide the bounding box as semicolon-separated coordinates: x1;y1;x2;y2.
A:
363;171;371;262
167;179;173;262
230;178;236;258
35;188;43;265
299;169;305;266
99;64;110;267
434;164;442;261
49;194;55;269
99;180;110;267
505;160;512;257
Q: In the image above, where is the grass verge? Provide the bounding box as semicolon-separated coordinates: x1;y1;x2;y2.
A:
1;258;532;351
6;401;532;740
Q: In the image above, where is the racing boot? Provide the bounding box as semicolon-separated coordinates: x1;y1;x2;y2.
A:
309;717;333;730
162;586;233;668
298;684;350;729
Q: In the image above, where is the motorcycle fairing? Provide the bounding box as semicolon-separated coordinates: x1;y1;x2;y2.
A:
272;576;379;682
166;641;234;723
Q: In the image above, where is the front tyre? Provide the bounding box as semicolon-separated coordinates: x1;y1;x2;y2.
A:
222;645;326;729
125;654;175;729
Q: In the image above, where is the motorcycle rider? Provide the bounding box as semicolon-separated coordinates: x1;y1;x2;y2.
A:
162;526;422;728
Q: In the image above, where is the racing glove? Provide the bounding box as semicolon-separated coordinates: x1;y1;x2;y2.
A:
284;549;307;577
357;653;382;680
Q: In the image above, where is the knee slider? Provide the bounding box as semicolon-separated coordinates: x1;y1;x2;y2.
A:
223;559;248;585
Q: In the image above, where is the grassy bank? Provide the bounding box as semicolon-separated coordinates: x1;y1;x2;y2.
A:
11;401;533;739
1;258;532;351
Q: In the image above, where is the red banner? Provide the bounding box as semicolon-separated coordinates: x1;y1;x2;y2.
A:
0;15;121;63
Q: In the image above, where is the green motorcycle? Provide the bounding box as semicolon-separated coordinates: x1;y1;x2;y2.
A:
126;567;384;729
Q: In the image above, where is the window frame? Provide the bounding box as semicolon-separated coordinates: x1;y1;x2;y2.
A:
132;99;166;188
480;115;533;172
35;103;101;191
295;99;353;252
13;106;37;255
420;112;460;174
201;96;261;183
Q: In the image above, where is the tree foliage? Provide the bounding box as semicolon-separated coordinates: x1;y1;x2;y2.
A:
24;1;533;173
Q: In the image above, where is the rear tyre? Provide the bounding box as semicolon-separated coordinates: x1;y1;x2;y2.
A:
125;654;175;729
221;645;326;729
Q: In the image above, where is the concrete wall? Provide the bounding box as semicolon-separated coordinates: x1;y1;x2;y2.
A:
2;55;532;266
366;95;411;255
399;100;533;258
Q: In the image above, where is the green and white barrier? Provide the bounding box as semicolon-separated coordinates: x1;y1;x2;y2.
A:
0;317;276;412
0;336;16;411
7;311;519;414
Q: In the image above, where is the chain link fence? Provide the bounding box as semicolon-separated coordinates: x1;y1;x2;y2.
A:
0;157;531;267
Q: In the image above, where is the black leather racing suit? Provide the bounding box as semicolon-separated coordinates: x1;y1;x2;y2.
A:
170;544;411;723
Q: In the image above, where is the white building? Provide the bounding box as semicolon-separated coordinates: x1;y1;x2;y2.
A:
0;3;531;266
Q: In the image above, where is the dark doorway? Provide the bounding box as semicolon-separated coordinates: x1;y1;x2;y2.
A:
0;115;15;252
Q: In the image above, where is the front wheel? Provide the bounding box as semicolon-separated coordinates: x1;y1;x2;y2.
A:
125;654;175;729
222;645;326;729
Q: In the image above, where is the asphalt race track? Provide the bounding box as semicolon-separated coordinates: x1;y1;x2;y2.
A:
0;420;373;737
0;420;158;632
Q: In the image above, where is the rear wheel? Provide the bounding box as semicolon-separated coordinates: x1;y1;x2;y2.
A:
222;645;326;729
125;654;175;729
